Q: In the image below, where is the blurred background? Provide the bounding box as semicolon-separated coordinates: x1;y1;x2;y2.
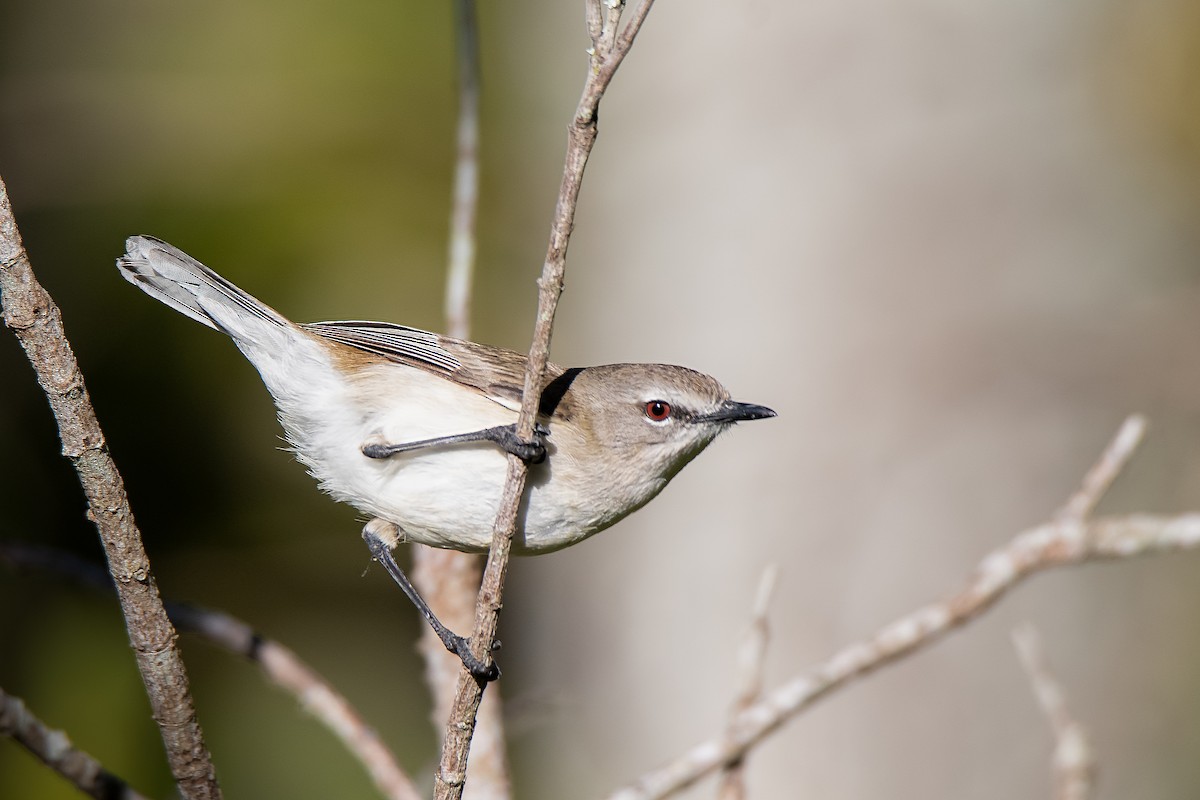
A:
3;0;1200;797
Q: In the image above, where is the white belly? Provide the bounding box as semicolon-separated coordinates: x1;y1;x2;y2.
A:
272;359;623;553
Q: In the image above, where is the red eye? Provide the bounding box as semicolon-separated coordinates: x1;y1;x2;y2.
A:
645;400;672;421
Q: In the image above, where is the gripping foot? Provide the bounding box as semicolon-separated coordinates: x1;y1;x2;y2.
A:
362;521;500;682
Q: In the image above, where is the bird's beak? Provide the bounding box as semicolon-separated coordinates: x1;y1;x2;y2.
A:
696;400;777;424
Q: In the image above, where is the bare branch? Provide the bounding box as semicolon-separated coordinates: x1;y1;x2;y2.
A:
717;565;777;800
1012;625;1096;800
171;606;423;800
607;419;1166;800
609;513;1200;800
0;543;421;800
443;0;482;343
613;0;656;57
415;3;514;797
415;551;511;800
599;0;624;53
585;0;603;47
434;3;658;798
1056;415;1145;523
1;685;150;800
0;176;220;799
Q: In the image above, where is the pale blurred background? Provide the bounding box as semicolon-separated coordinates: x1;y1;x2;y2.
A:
3;1;1200;798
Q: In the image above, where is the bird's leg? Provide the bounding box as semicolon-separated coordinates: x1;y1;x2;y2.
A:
361;423;548;463
362;519;500;683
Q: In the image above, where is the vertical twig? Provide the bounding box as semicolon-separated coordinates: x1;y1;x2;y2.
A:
443;0;481;343
0;686;150;800
1012;625;1096;800
0;177;220;800
415;1;512;797
433;3;657;798
717;565;778;800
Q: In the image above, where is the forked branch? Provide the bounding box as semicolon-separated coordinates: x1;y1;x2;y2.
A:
608;417;1199;800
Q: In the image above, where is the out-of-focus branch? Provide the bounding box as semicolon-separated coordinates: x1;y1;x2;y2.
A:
414;551;509;800
0;686;150;800
172;605;423;800
0;176;220;800
1056;416;1145;523
443;0;481;343
0;543;421;800
416;3;511;798
611;513;1198;800
1012;625;1096;800
717;565;777;800
434;3;657;799
606;417;1184;800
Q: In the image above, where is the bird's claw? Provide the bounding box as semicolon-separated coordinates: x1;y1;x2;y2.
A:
492;423;548;464
447;634;501;682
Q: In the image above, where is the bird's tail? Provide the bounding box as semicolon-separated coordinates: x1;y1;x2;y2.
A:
117;235;292;345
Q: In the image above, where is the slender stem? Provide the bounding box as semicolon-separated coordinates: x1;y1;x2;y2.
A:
0;176;220;800
1012;625;1096;800
176;605;424;800
0;686;151;800
607;418;1156;800
444;0;482;343
433;4;657;798
608;514;1200;800
1;543;421;800
417;1;514;797
717;565;777;800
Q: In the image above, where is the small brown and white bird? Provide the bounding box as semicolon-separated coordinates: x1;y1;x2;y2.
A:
118;235;775;677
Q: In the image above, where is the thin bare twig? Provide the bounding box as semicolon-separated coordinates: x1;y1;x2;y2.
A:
443;0;482;343
414;552;510;800
1012;625;1096;800
611;514;1200;800
0;686;150;800
434;4;657;798
0;176;220;800
1056;416;1146;523
0;543;421;800
717;565;778;800
415;3;512;797
607;418;1168;800
172;606;423;800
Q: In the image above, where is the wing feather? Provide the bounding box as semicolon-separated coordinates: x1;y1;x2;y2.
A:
304;320;460;371
303;320;565;410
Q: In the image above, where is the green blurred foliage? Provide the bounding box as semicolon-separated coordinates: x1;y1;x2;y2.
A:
6;0;1200;798
0;1;576;796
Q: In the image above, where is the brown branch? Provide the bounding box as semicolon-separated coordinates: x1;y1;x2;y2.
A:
434;3;657;798
0;176;220;799
0;686;150;800
606;418;1173;800
414;3;513;797
0;543;421;800
717;565;777;800
1012;625;1096;800
415;552;511;799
